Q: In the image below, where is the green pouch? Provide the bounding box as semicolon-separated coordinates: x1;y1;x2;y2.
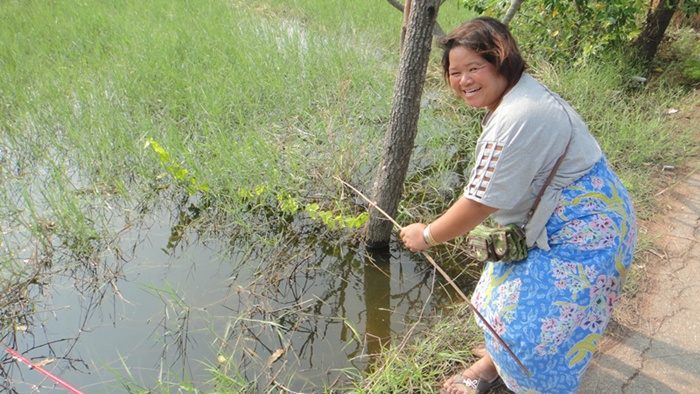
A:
464;224;527;263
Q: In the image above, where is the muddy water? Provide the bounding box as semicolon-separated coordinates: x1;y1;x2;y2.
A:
6;203;460;393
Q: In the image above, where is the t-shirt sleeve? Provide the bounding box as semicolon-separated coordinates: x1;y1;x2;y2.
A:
463;140;541;209
462;73;584;213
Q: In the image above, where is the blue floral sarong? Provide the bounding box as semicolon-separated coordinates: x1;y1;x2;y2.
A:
471;157;637;394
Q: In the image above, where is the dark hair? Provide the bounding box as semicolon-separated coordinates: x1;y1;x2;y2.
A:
441;17;527;90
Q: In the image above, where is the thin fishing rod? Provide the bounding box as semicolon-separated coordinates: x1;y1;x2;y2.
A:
337;177;530;377
5;347;84;394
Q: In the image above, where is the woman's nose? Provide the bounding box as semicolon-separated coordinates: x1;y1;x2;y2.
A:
460;72;472;85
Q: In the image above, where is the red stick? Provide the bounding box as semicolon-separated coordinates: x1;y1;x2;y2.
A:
5;347;84;394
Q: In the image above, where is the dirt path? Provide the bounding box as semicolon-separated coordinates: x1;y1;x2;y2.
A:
579;160;700;393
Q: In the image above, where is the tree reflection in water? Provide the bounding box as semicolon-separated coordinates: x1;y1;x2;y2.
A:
1;198;463;393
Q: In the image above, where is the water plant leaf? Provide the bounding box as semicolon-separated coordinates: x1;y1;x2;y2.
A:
33;358;55;368
264;349;285;368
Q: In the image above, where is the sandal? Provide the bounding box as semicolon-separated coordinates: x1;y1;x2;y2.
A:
475;375;504;393
441;374;504;394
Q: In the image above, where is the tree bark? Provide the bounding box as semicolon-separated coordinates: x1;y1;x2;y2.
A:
365;0;440;249
635;0;682;64
502;0;525;26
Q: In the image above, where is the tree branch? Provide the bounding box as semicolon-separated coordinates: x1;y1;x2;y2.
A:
387;0;404;12
388;0;446;41
502;0;525;26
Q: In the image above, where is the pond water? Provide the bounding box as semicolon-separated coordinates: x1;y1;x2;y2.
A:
4;201;468;393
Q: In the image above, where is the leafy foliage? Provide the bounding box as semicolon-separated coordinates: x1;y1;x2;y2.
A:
684;56;700;83
145;138;210;196
459;0;647;63
306;203;369;229
680;0;700;18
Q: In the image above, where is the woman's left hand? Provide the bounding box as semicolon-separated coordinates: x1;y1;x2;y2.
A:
400;223;429;253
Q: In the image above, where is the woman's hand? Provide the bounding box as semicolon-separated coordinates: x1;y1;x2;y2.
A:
399;198;497;253
400;223;429;253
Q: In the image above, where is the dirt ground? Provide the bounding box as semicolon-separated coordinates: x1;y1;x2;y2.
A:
579;163;700;393
578;100;700;393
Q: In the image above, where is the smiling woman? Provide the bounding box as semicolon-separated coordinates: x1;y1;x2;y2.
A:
400;17;638;394
446;46;509;112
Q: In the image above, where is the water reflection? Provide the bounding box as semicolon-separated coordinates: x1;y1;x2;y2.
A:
2;200;462;393
363;252;391;368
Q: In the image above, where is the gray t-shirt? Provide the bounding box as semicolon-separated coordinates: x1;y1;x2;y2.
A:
464;73;602;250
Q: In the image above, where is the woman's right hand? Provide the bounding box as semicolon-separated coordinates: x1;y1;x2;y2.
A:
400;198;497;253
400;223;430;253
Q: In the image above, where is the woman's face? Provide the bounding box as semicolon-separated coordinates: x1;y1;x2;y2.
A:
448;46;509;112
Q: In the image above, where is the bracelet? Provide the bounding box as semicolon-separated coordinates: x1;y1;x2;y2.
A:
423;224;438;246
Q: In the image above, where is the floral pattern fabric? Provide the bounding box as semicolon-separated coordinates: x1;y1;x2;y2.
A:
471;158;637;394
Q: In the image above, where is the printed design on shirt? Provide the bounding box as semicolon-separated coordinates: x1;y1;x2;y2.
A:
465;142;504;199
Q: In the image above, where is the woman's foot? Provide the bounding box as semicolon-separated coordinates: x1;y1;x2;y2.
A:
442;354;501;394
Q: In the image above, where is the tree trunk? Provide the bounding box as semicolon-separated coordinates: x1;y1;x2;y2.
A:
389;0;446;43
635;0;682;64
502;0;525;26
365;0;440;250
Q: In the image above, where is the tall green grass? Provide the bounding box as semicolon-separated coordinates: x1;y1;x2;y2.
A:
527;55;696;219
0;0;479;255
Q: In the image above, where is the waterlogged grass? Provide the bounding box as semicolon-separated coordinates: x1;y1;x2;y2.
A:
0;0;470;231
1;0;699;392
351;302;485;393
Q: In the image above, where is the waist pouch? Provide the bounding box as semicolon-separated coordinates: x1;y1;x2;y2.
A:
464;224;527;263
